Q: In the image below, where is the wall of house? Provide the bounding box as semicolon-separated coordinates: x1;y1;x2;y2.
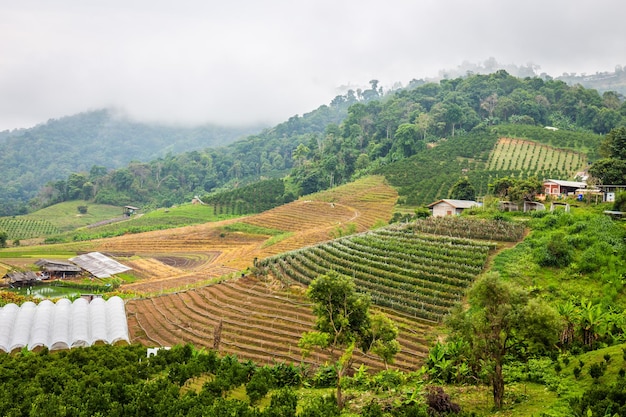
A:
432;202;456;217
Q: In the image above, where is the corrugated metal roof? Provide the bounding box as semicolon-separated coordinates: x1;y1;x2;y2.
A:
545;179;587;188
69;252;131;278
35;259;82;272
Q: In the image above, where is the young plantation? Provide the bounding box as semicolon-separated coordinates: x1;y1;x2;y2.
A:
0;217;59;240
258;217;525;322
487;137;586;179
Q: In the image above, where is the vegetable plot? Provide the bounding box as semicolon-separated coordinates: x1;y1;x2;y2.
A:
259;218;521;322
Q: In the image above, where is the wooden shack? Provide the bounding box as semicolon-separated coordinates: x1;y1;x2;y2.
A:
123;206;140;216
4;271;39;287
34;259;82;279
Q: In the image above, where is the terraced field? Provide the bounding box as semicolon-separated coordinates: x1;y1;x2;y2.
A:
258;220;509;322
93;176;397;293
126;275;431;372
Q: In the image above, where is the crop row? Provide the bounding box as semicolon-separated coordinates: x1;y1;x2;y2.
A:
400;216;526;242
0;218;60;239
277;251;452;321
127;276;428;371
259;224;493;321
328;239;483;280
363;229;493;261
487;139;584;175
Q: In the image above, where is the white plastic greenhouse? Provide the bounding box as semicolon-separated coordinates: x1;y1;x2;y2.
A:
0;296;129;353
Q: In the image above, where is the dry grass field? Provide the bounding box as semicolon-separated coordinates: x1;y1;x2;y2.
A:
118;176;430;370
94;176;397;293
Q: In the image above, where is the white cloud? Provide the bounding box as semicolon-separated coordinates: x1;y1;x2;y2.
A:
1;0;625;130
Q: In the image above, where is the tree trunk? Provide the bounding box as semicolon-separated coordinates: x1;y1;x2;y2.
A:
492;362;505;409
336;378;344;410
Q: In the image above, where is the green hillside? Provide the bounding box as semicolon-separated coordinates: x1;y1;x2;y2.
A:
24;71;623;219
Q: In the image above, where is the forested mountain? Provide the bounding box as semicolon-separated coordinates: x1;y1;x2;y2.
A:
18;71;626;215
0;110;263;215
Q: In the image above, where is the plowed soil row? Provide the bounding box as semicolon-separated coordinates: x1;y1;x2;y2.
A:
126;275;429;372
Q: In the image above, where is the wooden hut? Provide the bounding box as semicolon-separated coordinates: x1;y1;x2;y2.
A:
123;206;140;216
4;271;39;287
34;259;82;279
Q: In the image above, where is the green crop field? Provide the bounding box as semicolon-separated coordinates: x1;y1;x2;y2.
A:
487;138;586;179
27;201;124;231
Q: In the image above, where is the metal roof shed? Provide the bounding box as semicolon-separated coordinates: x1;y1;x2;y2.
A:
69;252;131;278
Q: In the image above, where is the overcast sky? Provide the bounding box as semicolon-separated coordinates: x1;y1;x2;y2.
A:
1;0;625;131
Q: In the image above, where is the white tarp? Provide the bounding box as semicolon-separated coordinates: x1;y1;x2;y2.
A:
0;296;129;352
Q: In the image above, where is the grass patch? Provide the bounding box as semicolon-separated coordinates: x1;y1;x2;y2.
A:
27;202;124;232
45;204;241;243
0;248;77;259
448;382;560;416
261;232;294;248
221;223;285;236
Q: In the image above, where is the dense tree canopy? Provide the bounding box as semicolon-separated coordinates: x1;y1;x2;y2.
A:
6;71;623;215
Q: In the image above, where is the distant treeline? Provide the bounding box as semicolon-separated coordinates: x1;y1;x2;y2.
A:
28;71;623;213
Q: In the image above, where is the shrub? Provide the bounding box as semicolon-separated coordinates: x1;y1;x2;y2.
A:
589;362;606;380
263;388;298;416
536;232;573;267
246;366;275;405
298;395;340;417
311;365;337;388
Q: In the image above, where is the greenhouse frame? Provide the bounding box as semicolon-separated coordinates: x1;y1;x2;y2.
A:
0;296;129;353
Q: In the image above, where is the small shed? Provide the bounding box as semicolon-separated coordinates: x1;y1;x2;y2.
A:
4;271;39;287
498;201;519;212
123;206;140;216
550;202;570;212
524;201;546;212
70;252;131;278
543;179;586;197
34;259;82;279
427;199;481;217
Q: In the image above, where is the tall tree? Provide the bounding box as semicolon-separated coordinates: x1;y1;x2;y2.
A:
299;271;399;410
447;272;560;409
449;177;476;201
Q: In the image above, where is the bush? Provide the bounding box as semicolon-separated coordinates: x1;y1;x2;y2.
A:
311;365;337;388
298;395;340;417
246;366;275;404
589;362;607;380
262;387;298;416
536;232;573;267
570;380;626;416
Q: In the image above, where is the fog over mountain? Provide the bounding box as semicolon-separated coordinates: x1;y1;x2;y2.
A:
1;0;625;131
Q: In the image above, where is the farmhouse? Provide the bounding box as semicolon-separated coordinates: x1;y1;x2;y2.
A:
427;199;481;217
543;179;587;197
34;258;82;279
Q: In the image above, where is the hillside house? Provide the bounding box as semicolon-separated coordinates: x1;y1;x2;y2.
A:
543;179;586;198
34;259;82;279
427;199;481;217
69;252;131;278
